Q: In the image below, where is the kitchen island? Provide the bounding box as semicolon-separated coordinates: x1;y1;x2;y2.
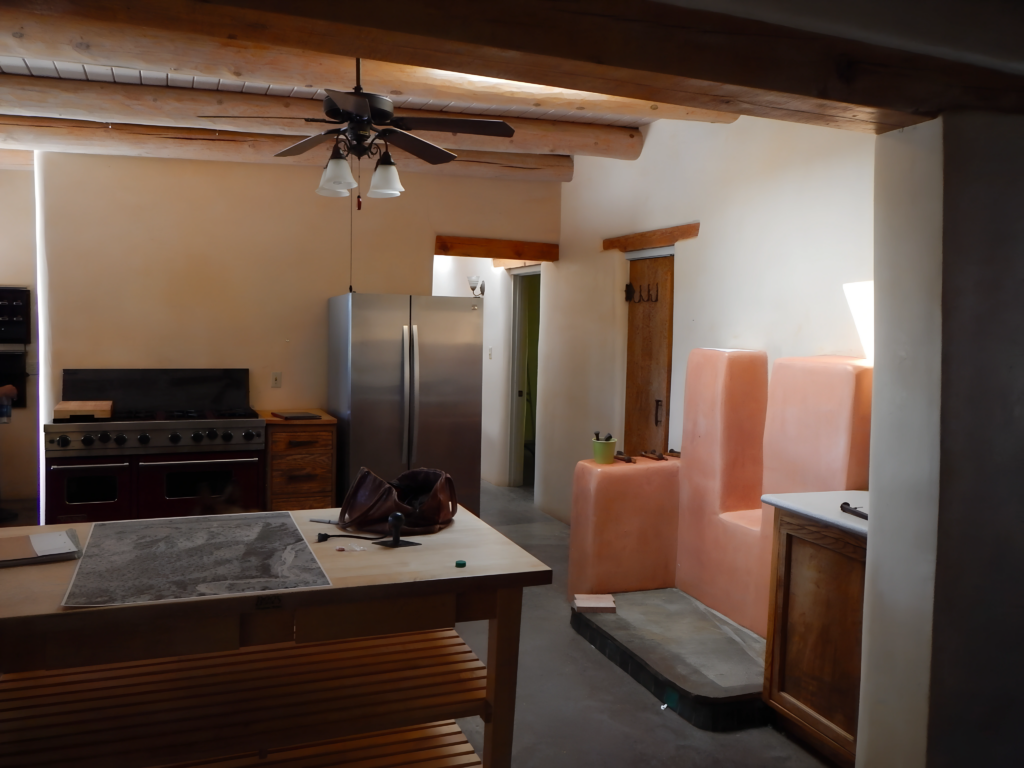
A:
0;507;551;768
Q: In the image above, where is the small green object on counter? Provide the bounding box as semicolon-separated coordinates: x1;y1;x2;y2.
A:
592;437;617;464
456;560;466;568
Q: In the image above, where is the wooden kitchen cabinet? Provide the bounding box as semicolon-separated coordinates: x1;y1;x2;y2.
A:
763;493;868;768
257;409;337;511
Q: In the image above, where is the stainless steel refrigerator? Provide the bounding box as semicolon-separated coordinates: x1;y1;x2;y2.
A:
328;293;483;513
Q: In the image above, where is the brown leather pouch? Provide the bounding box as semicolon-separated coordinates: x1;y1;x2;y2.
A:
340;467;458;535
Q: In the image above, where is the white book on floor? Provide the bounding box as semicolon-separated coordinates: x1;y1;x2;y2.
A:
573;594;616;613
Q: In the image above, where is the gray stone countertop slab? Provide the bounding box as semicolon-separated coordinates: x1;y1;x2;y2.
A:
761;490;869;537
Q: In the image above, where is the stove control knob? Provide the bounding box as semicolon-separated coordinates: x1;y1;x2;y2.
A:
137;433;151;445
114;434;127;446
81;435;95;447
191;431;204;443
242;430;255;441
56;435;71;448
221;431;234;442
169;432;182;445
98;432;111;444
206;429;219;440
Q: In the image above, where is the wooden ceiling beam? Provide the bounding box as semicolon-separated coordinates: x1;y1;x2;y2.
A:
0;115;573;182
0;2;736;127
0;148;33;170
0;0;989;133
0;75;643;160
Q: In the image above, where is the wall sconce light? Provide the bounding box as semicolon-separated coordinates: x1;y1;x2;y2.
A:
468;276;485;297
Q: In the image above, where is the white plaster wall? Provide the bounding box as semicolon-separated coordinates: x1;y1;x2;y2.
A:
856;118;943;768
537;116;874;522
0;168;38;501
432;255;513;487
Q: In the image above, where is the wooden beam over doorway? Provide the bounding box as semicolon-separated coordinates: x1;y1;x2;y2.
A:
435;236;559;262
603;223;700;253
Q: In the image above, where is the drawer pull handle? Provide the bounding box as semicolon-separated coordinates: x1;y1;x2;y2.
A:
287;473;318;481
287;440;317;447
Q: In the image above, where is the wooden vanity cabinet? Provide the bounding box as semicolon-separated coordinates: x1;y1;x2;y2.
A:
257;409;337;511
763;507;867;767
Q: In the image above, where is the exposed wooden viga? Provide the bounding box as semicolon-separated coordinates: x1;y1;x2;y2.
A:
0;115;574;182
7;0;1019;132
0;74;645;161
603;223;700;253
0;148;32;169
0;2;737;127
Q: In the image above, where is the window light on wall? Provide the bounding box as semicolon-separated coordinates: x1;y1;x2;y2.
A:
843;280;874;364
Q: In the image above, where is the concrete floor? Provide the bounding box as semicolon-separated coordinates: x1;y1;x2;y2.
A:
455;482;825;767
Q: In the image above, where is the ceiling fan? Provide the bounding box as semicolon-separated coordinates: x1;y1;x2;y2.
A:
200;59;516;197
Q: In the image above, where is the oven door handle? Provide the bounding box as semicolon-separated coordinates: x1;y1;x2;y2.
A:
49;462;130;470
138;458;261;467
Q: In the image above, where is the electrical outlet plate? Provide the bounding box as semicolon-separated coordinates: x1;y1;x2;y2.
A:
271;372;282;388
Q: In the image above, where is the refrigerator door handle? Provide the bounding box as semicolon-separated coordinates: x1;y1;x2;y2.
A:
402;324;411;465
411;323;421;464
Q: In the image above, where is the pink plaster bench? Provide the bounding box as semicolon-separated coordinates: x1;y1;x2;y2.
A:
567;456;680;598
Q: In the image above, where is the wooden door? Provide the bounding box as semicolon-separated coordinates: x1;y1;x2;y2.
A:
624;256;674;455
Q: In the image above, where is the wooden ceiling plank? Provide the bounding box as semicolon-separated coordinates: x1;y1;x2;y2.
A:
0;114;573;182
435;235;559;262
0;2;737;127
0;73;644;160
603;223;701;253
0;148;33;169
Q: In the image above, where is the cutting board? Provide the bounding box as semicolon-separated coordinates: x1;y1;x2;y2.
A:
54;400;113;419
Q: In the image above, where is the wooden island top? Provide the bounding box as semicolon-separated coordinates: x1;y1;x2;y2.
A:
256;408;337;425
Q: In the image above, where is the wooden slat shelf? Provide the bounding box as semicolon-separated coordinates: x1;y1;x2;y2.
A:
0;629;487;768
155;721;481;768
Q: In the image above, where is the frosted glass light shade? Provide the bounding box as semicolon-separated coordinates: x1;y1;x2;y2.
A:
321;157;358;190
367;163;404;198
315;186;349;197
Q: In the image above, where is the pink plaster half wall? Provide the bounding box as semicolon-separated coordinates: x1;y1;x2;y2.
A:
675;349;770;635
568;457;680;598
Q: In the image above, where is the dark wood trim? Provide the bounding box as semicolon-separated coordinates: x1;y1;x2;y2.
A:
435;235;559;262
603;223;700;253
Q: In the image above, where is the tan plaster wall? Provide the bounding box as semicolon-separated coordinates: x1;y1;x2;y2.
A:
36;151;559;452
0;168;38;501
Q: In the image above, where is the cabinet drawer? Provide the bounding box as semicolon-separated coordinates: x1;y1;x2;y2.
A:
271;463;333;495
270;430;334;454
270;495;334;511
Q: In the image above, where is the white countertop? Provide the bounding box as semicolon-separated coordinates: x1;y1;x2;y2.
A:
761;490;869;537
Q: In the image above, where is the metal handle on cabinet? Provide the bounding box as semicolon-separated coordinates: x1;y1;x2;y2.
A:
139;458;260;467
402;324;410;465
655;399;663;427
411;323;421;464
50;463;129;470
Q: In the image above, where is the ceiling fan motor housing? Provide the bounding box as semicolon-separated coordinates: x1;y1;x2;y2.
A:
324;92;395;125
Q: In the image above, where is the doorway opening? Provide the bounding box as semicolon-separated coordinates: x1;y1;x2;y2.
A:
509;269;541;488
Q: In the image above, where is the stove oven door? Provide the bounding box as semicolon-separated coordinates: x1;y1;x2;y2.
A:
46;458;135;524
136;452;264;518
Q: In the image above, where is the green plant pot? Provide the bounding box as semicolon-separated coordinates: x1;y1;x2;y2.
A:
592;438;617;464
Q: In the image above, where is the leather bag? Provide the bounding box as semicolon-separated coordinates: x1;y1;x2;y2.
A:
340;467;458;535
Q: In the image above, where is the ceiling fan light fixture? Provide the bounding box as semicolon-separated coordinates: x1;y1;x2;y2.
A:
322;155;358;191
367;150;404;198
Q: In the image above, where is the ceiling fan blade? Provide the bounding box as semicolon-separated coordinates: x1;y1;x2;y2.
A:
274;130;340;157
390;116;515;138
325;89;371;119
376;127;457;165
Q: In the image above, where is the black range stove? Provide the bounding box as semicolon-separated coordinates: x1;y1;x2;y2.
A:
44;369;267;524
